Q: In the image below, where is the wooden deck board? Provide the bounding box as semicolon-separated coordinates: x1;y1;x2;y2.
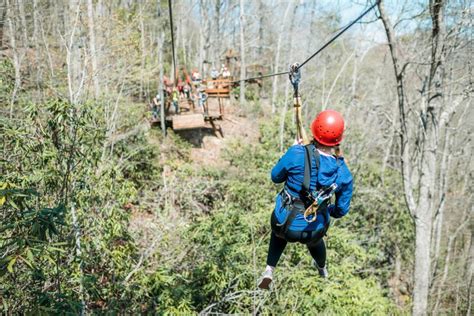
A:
172;113;206;130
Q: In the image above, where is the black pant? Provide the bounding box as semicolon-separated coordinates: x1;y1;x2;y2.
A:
266;231;326;268
267;212;327;268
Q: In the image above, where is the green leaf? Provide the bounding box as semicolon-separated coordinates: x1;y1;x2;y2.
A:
26;248;35;263
7;199;19;210
7;257;16;273
47;246;66;253
19;255;34;269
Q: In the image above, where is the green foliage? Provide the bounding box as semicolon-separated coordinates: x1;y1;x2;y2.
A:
1;99;154;313
348;163;414;275
153;123;397;314
0;58;14;104
1;97;409;314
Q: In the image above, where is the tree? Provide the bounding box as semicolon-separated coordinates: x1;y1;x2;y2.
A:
378;0;471;314
87;0;100;98
239;0;245;105
5;0;22;115
270;0;294;113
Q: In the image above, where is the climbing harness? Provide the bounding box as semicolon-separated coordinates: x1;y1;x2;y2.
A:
299;144;336;223
274;144;318;238
274;144;337;237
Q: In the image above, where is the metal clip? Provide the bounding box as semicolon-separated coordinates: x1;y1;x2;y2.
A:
303;184;338;223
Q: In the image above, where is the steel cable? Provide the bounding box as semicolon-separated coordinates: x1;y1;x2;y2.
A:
233;1;379;83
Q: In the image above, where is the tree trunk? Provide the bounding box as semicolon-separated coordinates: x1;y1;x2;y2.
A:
238;0;245;106
180;2;187;67
198;0;210;75
279;3;298;151
32;0;41;90
270;0;294;113
87;0;100;98
257;0;264;57
139;4;146;100
213;0;221;64
413;217;433;315
39;0;55;80
0;0;6;48
66;0;84;104
378;1;449;314
6;0;21;116
158;32;166;135
17;0;27;40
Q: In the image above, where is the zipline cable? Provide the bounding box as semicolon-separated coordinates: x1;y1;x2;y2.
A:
296;0;379;70
234;0;379;84
292;0;379;145
168;0;178;86
231;71;289;84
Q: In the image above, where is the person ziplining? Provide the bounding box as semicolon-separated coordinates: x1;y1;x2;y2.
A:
251;1;379;289
258;109;353;289
156;0;378;287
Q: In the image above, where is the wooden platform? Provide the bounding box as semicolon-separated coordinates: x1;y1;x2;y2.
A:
150;92;227;131
150;106;222;130
205;79;231;98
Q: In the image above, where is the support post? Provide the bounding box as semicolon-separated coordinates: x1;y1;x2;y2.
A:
158;31;166;135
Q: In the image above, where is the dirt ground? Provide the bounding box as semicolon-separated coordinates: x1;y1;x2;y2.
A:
177;100;260;167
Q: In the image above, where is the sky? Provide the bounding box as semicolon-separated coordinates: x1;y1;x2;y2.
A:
316;0;425;47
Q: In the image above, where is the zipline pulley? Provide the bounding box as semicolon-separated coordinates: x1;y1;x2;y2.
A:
289;63;301;95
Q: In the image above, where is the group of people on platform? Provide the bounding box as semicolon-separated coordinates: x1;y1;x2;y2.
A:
210;64;231;80
149;64;232;120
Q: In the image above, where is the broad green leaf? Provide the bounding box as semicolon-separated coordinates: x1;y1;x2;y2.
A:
7;257;16;273
26;248;35;263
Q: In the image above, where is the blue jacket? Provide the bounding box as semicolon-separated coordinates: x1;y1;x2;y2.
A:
271;144;353;232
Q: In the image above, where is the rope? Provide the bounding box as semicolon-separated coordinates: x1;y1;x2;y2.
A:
289;63;307;143
168;0;177;86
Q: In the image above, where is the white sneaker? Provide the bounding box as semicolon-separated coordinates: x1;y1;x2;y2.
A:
313;260;329;278
257;269;273;290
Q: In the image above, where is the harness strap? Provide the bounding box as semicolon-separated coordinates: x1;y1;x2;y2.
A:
276;144;320;238
302;144;320;205
302;145;311;193
282;206;300;236
275;191;305;238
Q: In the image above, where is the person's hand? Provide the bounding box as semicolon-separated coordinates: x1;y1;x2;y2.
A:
292;138;303;145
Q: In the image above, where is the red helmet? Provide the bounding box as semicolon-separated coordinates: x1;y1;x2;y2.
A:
310;110;345;146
